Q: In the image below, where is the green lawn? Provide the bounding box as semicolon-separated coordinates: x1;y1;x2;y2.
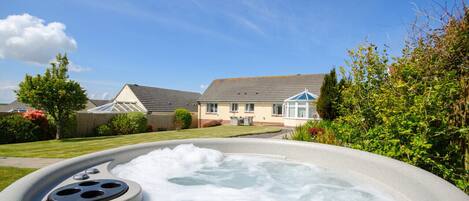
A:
0;166;37;191
0;125;281;158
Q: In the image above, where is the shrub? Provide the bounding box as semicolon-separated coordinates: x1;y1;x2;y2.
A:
314;127;339;145
202;120;222;128
147;125;153;132
330;7;469;192
0;114;39;144
289;120;340;145
308;127;324;136
127;112;147;133
22;110;53;140
174;108;192;129
96;124;113;136
110;112;147;135
290;125;312;142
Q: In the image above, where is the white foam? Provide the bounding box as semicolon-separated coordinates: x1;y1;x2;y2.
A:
111;144;393;201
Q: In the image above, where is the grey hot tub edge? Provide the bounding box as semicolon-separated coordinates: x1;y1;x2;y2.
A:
1;138;467;201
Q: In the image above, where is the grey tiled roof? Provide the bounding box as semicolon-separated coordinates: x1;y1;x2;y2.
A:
0;100;33;112
1;99;111;112
199;74;325;102
89;99;111;107
127;84;201;112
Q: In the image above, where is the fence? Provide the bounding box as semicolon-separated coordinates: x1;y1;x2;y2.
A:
0;112;13;118
74;112;198;137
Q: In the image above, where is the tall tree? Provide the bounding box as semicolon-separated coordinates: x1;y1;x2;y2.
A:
316;68;339;120
16;54;87;139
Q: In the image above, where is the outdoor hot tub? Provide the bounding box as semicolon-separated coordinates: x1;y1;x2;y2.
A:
1;138;467;201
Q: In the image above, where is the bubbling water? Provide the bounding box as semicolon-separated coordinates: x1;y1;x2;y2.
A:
111;144;393;201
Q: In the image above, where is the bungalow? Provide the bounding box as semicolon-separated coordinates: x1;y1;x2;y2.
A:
197;74;324;127
88;84;200;114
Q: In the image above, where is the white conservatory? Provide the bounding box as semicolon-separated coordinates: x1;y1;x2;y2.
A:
283;90;321;127
87;101;147;113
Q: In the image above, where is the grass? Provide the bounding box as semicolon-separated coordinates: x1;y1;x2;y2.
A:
0;125;281;158
0;166;37;191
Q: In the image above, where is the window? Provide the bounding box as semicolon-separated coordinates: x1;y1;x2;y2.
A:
272;104;283;116
309;103;315;118
287;102;296;118
297;102;307;118
245;103;255;112
230;103;238;112
206;103;218;113
9;108;27;113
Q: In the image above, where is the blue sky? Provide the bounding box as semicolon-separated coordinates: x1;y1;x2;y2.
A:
0;0;458;103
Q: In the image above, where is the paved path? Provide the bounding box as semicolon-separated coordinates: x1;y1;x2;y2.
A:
0;157;64;168
236;128;292;139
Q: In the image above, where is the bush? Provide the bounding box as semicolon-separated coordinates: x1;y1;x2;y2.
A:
22;110;53;140
328;7;469;192
0;114;39;144
174;108;192;129
110;112;147;135
127;112;147;133
147;125;153;132
308;127;325;136
202;120;222;128
96;124;113;136
289;120;340;145
290;125;312;142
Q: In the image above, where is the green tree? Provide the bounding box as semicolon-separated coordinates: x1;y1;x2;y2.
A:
16;54;87;139
334;7;468;191
316;68;339;120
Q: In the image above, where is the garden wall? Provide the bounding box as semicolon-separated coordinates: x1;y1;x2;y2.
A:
74;112;198;137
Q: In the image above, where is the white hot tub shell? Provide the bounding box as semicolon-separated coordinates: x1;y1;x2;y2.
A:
1;138;467;201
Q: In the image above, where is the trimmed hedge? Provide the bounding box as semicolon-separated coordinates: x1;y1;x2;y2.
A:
174;108;192;129
109;112;148;135
0;114;39;144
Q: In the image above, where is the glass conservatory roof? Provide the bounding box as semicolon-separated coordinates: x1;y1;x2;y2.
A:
87;101;147;113
285;90;318;102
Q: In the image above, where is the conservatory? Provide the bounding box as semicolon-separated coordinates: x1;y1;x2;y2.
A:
283;89;320;127
87;101;147;113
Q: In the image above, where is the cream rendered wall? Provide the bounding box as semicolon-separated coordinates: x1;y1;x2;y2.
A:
199;102;283;123
283;118;309;127
114;85;146;111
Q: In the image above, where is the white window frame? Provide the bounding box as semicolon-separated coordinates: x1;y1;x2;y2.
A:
284;101;315;119
245;103;255;113
286;102;296;118
297;102;307;118
272;103;283;116
230;103;238;113
206;103;218;113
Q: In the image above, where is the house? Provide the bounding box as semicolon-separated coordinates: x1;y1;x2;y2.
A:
198;74;324;127
0;99;110;113
88;84;201;114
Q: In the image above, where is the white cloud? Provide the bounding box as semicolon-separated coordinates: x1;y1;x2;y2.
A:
0;81;19;103
101;92;110;100
200;84;207;89
0;13;77;65
68;62;91;72
226;14;265;36
49;59;92;73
